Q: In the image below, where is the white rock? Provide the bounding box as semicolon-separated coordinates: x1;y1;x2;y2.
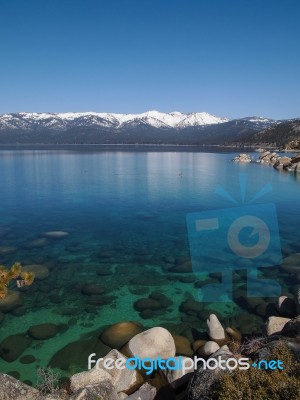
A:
96;350;143;394
207;314;226;341
197;341;220;357
0;374;39;400
126;327;176;360
266;316;291;336
126;383;156;400
70;368;112;393
163;356;195;388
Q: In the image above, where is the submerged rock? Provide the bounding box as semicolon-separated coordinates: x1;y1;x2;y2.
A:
173;335;193;356
28;323;59;340
101;321;143;348
0;291;23;313
22;264;49;280
44;231;69;239
0;334;32;362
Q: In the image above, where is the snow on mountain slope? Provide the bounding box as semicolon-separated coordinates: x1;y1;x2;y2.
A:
0;111;229;131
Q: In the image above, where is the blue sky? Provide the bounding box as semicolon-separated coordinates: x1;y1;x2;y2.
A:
0;0;299;119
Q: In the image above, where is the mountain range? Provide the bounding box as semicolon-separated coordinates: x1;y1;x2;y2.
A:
0;111;295;146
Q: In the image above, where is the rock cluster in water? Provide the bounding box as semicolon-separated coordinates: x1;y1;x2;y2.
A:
234;149;300;173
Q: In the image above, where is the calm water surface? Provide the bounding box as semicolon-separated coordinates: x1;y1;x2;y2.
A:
0;148;299;383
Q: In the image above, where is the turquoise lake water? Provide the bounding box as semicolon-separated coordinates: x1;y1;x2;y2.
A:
0;148;299;384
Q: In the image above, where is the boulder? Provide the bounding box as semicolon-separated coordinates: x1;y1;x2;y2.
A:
265;316;291;336
92;349;143;394
22;264;49;280
197;341;220;357
134;298;162;311
81;284;105;295
173;335;193;356
127;383;157;400
233;154;251;163
70;367;112;392
101;322;143;348
0;246;17;255
0;291;23;313
277;296;297;318
0;374;39;400
281;253;300;273
0;334;32;362
273;156;292;169
125;327;175;360
28;323;59;340
207;314;227;344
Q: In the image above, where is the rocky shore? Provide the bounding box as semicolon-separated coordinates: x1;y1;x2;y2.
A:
233;150;300;173
1;289;299;400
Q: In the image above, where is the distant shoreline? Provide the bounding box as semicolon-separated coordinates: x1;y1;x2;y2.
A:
0;143;263;153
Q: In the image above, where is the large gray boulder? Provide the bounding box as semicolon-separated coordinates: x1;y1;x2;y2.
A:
70;368;112;393
93;349;143;394
125;327;176;359
0;374;39;400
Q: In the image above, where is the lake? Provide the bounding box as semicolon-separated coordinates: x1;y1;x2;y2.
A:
0;147;299;384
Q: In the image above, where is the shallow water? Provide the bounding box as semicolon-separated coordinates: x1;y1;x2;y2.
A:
0;148;299;384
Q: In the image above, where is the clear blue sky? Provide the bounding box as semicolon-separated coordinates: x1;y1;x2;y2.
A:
0;0;299;119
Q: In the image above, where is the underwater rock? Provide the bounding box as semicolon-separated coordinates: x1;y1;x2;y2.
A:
19;355;36;364
0;373;39;400
281;253;300;273
22;264;49;280
170;260;192;273
0;291;23;313
0;311;5;324
49;337;111;371
207;314;227;344
265;316;291;336
180;300;203;315
225;327;242;342
192;340;207;352
101;322;143;348
149;291;173;307
134;298;162;312
28;323;59;340
179;276;197;283
140;309;155;319
0;246;17;255
277;296;297;318
44;231;69;239
197;341;220;357
0;334;32;362
124;327;176;360
81;284;105;295
24;237;49;249
173;335;193;356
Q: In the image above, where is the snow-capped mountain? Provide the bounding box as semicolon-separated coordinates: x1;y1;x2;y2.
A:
0;110;281;145
0;111;229;131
